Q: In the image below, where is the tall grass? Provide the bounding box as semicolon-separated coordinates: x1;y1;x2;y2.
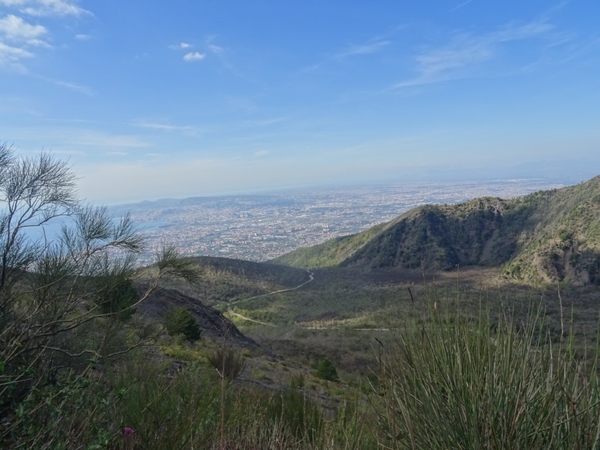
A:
5;285;600;448
109;353;373;449
374;302;600;449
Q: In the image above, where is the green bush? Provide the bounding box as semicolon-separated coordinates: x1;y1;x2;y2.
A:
165;307;202;342
95;278;139;321
316;358;339;382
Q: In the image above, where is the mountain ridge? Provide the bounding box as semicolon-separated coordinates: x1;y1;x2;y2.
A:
274;176;600;285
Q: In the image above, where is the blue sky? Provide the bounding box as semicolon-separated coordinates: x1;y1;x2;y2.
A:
1;0;599;203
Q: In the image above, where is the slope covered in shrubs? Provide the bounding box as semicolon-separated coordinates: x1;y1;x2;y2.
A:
276;176;600;284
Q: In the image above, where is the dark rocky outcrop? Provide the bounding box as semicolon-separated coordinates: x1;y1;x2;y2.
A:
137;287;258;349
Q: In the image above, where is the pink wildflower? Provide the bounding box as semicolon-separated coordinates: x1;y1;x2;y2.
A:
124;427;135;436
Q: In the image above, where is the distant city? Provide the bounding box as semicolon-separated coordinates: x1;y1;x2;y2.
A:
109;179;565;265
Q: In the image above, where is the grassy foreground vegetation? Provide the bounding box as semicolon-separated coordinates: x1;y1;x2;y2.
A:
4;291;600;448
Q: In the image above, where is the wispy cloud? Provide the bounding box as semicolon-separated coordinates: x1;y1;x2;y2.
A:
106;151;128;156
205;35;223;54
0;0;90;17
75;33;90;40
254;150;268;157
131;120;195;132
169;42;191;49
0;126;152;151
208;43;222;54
0;41;33;65
66;130;150;149
183;51;205;62
0;14;49;66
336;40;390;59
0;2;88;68
393;19;554;88
449;0;475;12
245;117;289;127
303;29;402;73
36;75;93;95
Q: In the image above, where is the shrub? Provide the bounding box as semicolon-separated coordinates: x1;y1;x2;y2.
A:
95;277;139;321
315;358;339;382
165;307;201;342
207;347;245;380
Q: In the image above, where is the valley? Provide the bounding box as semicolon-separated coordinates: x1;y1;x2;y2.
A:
174;258;600;380
145;175;600;391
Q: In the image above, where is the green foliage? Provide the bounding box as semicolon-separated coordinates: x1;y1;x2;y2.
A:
95;277;139;321
155;255;309;305
113;357;220;450
265;385;324;443
0;145;204;446
207;347;246;380
165;307;201;342
316;358;339;382
273;222;389;268
374;305;600;449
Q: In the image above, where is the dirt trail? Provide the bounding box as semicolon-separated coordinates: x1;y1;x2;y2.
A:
227;269;314;325
230;269;314;306
227;309;274;326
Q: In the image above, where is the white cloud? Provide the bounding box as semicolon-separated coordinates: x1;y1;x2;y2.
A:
0;14;43;69
169;42;191;49
205;35;223;54
0;40;32;64
207;43;222;54
183;51;205;62
0;0;90;17
0;3;89;68
254;150;268;157
393;19;554;88
75;33;90;40
0;14;48;47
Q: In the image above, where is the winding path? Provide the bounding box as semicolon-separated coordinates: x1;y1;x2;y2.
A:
227;269;314;325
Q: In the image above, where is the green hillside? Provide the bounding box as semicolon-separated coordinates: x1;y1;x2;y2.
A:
154;256;310;305
275;176;600;284
272;222;389;268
